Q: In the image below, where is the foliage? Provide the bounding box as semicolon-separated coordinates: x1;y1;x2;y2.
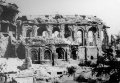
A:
67;66;76;76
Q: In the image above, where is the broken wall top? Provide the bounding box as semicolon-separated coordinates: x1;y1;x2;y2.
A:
17;14;108;27
24;37;72;46
0;1;19;22
0;1;18;12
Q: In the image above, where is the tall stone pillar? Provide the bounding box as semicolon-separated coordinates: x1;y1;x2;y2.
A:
50;45;56;66
33;25;39;37
85;26;92;46
97;25;103;46
16;20;22;40
97;24;103;56
93;32;96;46
25;45;29;58
66;46;70;61
22;25;27;37
47;24;53;38
73;25;78;41
60;24;65;38
40;47;44;61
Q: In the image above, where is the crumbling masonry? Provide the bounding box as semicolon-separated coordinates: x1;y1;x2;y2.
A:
16;14;109;64
0;1;19;57
0;1;109;64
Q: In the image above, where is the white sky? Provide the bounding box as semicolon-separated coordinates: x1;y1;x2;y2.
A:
6;0;120;36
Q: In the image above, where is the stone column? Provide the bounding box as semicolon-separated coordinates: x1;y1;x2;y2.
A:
97;24;103;56
97;25;103;46
33;25;39;37
82;26;85;46
47;24;53;38
95;29;98;45
85;28;88;46
93;32;96;46
41;47;44;61
16;20;22;40
66;46;71;61
25;45;29;58
60;24;65;38
85;26;92;46
73;25;78;41
22;25;27;37
50;45;56;66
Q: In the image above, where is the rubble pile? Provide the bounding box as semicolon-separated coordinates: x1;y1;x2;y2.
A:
0;58;23;73
0;36;8;57
29;14;104;24
0;57;113;83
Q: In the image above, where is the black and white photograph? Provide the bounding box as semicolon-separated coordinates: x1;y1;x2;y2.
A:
0;0;120;83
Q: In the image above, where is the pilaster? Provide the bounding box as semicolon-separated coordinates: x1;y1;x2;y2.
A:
46;24;53;38
60;24;65;38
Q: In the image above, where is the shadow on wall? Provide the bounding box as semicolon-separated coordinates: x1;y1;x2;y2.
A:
16;42;26;59
4;36;16;58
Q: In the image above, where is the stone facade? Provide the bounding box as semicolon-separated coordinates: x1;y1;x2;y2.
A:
0;1;19;57
17;15;109;64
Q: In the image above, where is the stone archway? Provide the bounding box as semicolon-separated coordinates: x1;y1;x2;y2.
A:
88;27;97;46
76;29;84;46
44;49;52;60
31;49;39;63
52;25;60;38
37;24;47;36
56;48;65;59
26;29;33;37
64;25;72;38
71;46;78;60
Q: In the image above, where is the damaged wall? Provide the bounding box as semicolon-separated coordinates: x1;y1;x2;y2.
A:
0;1;19;58
14;14;109;64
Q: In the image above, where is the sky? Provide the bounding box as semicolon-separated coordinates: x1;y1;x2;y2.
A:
6;0;120;36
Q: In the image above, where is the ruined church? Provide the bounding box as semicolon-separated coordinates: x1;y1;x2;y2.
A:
0;1;109;64
16;14;109;64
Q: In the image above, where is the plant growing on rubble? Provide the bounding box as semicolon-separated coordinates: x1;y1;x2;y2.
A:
74;75;87;82
0;63;7;83
67;66;76;77
91;46;120;83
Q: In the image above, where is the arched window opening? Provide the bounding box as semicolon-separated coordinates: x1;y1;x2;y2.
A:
37;25;47;36
56;48;65;59
88;31;93;46
31;49;38;63
44;49;51;60
52;25;60;38
88;27;97;46
64;25;72;38
26;29;32;37
42;31;48;37
52;31;60;38
71;46;78;60
52;25;60;33
76;29;83;46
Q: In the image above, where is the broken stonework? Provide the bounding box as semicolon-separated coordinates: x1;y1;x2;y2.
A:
16;42;26;59
4;36;16;58
0;35;8;57
17;57;32;70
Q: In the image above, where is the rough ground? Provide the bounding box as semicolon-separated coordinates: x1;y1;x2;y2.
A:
0;58;110;83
